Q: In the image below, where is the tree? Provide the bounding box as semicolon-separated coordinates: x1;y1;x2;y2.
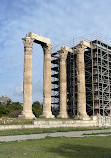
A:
0;105;9;117
7;100;12;105
7;102;23;112
7;102;23;118
32;101;41;109
0;102;23;118
32;101;43;117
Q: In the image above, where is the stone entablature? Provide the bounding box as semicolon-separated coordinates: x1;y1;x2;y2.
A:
26;32;50;45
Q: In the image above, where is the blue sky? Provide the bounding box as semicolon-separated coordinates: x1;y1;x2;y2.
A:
0;0;111;103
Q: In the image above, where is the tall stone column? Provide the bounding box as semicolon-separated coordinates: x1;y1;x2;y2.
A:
76;44;90;120
40;44;54;118
19;37;35;119
58;47;68;118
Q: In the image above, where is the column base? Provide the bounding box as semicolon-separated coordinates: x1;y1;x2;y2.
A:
57;113;68;118
76;114;91;120
39;112;55;118
18;111;35;119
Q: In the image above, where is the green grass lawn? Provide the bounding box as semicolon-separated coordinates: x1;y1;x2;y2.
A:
83;132;111;135
0;126;108;136
0;136;111;158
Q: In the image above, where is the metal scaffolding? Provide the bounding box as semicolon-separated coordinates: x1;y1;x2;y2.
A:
51;52;60;109
67;52;77;117
51;33;111;118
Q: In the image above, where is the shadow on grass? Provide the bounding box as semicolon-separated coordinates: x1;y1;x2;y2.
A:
46;143;111;158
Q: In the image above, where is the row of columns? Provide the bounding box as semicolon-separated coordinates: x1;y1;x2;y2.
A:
57;45;89;119
20;36;90;120
19;37;54;119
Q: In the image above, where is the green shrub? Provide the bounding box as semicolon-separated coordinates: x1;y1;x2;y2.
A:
32;101;41;109
32;107;42;118
0;105;9;117
7;102;22;112
32;101;43;118
0;100;43;118
0;102;23;118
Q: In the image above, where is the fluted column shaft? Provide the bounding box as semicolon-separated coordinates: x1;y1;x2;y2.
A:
40;44;54;118
20;37;35;119
58;47;68;118
76;44;90;120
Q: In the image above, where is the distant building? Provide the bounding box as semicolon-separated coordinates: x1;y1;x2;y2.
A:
0;95;12;105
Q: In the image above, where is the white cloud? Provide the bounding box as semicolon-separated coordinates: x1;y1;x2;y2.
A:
1;0;111;102
15;85;23;95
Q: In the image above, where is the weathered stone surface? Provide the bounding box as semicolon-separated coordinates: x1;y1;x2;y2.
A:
26;32;50;44
0;120;98;131
19;33;94;121
33;120;98;128
57;47;68;118
80;40;95;49
76;44;90;120
40;44;54;118
19;37;35;119
60;46;73;53
20;32;54;119
1;116;111;131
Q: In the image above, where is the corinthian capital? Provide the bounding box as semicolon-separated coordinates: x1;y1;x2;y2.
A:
59;47;68;61
22;37;34;48
42;44;53;54
76;44;85;54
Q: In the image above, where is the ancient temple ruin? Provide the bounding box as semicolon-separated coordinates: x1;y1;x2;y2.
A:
52;35;111;120
19;32;54;119
20;32;111;120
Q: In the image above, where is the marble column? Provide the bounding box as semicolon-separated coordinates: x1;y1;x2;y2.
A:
40;44;54;118
19;37;35;119
58;47;68;118
76;44;90;120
